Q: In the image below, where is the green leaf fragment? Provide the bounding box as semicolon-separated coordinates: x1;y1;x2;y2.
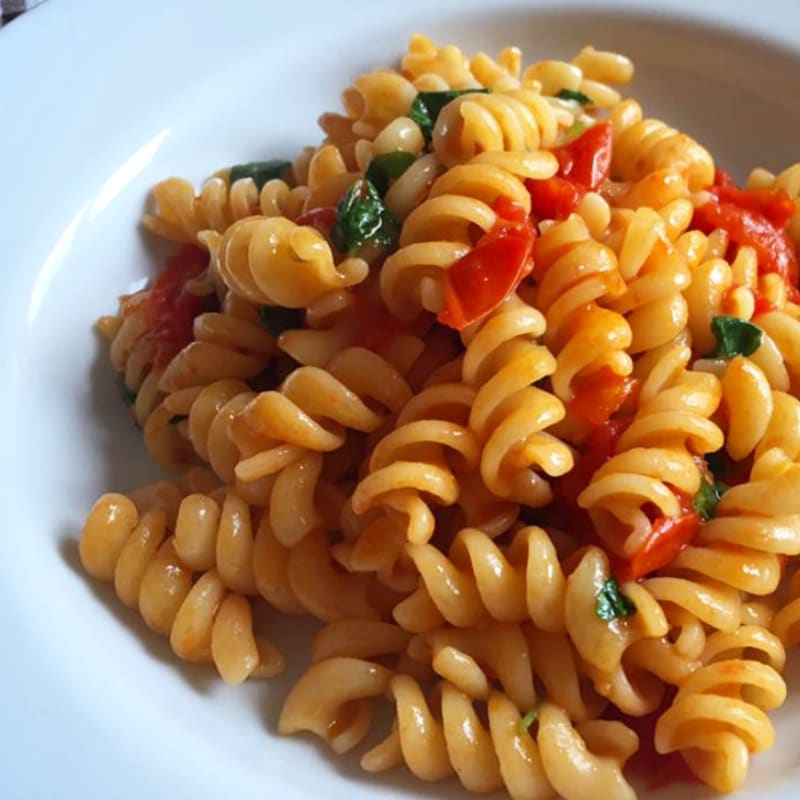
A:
365;151;416;196
258;305;303;337
229;159;292;191
331;178;399;254
708;315;763;359
556;88;592;104
410;88;492;143
519;708;539;732
692;477;729;521
596;578;637;621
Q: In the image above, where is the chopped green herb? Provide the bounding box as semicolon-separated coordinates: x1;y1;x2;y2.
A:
117;376;137;407
519;708;539;732
168;414;188;426
229;160;292;191
565;120;588;140
364;151;416;196
556;88;592;104
692;477;729;521
258;306;303;337
596;578;637;621
708;316;763;359
331;178;399;254
410;88;492;143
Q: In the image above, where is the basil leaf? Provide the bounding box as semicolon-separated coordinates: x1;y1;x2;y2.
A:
692;477;728;521
410;88;492;143
365;151;416;196
556;88;592;104
596;578;637;621
258;306;303;336
519;708;538;732
331;178;399;253
229;160;292;191
117;376;137;407
708;316;763;359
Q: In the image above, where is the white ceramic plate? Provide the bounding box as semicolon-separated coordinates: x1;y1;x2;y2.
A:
2;0;800;798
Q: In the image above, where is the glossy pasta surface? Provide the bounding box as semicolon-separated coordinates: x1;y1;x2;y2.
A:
81;34;800;800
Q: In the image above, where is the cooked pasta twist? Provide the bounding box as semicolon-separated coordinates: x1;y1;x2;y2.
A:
655;635;787;792
579;338;724;558
142;173;309;245
747;162;800;248
609;99;715;191
79;492;284;684
205;215;369;308
461;293;574;506
392;525;570;633
380;152;556;320
432;88;568;168
363;677;638;800
531;213;633;402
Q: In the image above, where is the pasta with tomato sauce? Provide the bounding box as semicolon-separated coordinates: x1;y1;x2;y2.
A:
81;33;800;800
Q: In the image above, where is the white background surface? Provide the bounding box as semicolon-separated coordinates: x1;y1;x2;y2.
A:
1;0;800;798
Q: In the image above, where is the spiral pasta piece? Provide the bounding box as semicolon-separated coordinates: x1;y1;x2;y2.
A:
531;213;633;402
142;172;309;245
461;293;573;506
79;492;283;684
361;677;637;800
207;215;369;308
610;99;715;191
381;152;556;320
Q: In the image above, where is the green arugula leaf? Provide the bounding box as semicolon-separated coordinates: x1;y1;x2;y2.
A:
556;88;592;104
708;316;763;359
519;708;539;732
258;306;303;337
229;159;292;191
365;151;416;196
331;178;399;254
692;477;729;521
410;88;492;143
596;578;637;621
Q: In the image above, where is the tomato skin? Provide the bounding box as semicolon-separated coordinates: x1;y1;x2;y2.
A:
144;245;213;367
295;206;338;237
618;498;701;582
527;176;586;222
551;122;613;191
567;367;639;427
712;169;796;229
692;201;798;286
438;197;536;330
526;123;613;222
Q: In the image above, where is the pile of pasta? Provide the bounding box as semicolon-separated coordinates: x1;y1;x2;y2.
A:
79;34;800;800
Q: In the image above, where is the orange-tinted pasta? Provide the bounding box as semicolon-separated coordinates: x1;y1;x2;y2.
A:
80;33;800;800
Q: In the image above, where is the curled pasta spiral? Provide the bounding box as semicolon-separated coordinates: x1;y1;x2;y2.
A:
206;215;369;308
602;205;691;355
579;338;724;558
531;213;633;402
432;89;568;168
655;630;787;792
79;491;284;684
364;677;638;800
350;380;481;544
392;525;570;633
747;161;800;247
609;99;715;191
380;152;556;320
142;173;309;245
461;293;574;506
